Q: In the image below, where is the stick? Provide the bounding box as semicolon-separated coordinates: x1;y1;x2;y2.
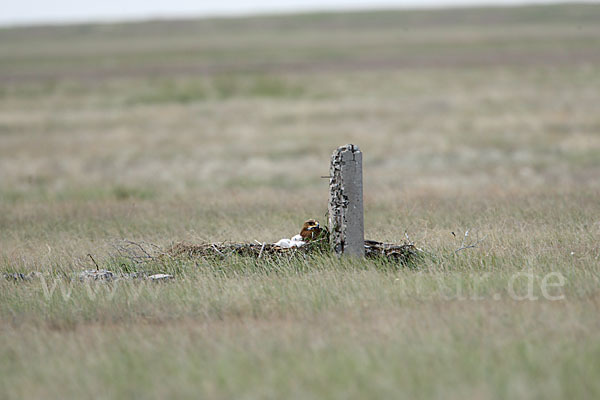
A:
88;254;100;271
455;229;487;253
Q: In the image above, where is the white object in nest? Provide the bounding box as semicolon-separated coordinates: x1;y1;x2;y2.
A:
274;235;306;248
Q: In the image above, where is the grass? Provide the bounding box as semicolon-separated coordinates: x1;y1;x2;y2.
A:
1;3;600;399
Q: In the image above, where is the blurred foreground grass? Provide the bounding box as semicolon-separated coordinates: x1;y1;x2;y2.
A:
1;4;599;399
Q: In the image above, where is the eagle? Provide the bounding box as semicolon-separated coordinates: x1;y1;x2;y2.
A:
274;219;327;248
299;219;325;241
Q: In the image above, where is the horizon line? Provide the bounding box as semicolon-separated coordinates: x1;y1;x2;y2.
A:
0;0;590;29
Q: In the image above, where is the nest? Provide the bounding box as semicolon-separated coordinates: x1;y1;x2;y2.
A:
165;239;419;265
363;240;420;264
166;240;323;259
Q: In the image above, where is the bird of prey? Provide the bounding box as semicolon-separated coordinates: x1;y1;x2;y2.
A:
274;219;326;248
299;219;325;241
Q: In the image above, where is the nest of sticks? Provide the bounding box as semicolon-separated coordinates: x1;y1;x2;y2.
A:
164;238;419;265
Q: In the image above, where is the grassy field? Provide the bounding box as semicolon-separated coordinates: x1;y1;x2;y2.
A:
1;3;600;399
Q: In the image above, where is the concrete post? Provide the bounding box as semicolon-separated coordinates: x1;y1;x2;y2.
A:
328;144;365;257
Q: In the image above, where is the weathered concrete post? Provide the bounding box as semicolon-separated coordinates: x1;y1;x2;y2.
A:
328;144;365;257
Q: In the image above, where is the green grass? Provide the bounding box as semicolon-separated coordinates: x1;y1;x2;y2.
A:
1;254;598;399
1;3;600;399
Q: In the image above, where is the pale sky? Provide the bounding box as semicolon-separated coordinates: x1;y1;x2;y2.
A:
0;0;593;27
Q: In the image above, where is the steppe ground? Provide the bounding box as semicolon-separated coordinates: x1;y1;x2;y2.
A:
1;4;600;399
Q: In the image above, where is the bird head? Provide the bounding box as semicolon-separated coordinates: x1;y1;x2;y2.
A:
300;219;322;241
304;219;319;230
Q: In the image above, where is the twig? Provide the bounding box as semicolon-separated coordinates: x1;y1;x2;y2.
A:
455;229;487;253
141;241;171;259
211;244;224;256
404;231;414;246
124;240;154;260
111;239;169;265
112;243;145;264
461;229;469;249
88;254;100;271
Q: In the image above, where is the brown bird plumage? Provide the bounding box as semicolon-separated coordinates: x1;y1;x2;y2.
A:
299;219;325;241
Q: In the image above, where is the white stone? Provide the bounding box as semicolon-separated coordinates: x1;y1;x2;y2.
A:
148;273;173;281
